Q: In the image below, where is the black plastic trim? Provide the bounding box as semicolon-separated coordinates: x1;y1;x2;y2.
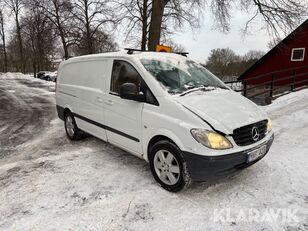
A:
73;113;140;142
182;134;274;181
56;105;65;121
56;105;139;142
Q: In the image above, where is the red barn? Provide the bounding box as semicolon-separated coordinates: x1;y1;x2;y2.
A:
239;19;308;89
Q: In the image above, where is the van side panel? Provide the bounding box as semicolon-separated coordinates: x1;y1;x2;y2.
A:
74;60;108;141
57;59;108;141
56;62;79;116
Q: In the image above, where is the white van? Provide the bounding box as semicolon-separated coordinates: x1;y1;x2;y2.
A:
56;51;274;192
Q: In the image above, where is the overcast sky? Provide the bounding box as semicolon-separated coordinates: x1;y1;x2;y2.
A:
117;9;274;63
173;12;271;62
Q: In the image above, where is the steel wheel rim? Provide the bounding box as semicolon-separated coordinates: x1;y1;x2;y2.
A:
66;116;75;137
154;150;180;185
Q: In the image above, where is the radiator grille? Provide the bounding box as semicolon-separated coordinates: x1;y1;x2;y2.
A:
232;120;268;146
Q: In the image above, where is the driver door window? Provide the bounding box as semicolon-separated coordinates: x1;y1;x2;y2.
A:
110;60;142;94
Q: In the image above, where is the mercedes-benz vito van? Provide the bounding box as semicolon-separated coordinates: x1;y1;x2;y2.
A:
56;51;274;192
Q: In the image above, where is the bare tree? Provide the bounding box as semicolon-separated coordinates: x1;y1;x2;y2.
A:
160;39;185;52
148;0;203;50
72;28;118;55
72;0;114;54
22;3;55;75
140;0;150;50
116;0;202;51
4;0;25;72
120;0;306;51
205;48;266;78
242;50;265;62
168;41;185;53
209;0;231;32
35;0;74;59
147;0;167;50
212;0;306;38
267;37;282;49
240;50;265;73
115;0;151;50
0;9;8;72
205;48;240;78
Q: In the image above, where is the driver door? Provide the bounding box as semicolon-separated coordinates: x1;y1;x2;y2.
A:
103;60;144;156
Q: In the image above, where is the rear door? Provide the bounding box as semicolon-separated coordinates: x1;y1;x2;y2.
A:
103;60;144;156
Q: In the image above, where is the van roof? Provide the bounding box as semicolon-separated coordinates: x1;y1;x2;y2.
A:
61;51;188;64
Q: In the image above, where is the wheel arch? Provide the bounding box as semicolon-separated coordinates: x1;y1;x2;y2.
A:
56;105;73;121
63;107;71;117
145;130;185;162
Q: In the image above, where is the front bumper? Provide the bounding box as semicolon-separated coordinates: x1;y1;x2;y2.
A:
182;134;274;182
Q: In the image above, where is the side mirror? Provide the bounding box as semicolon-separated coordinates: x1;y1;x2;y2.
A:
120;83;145;102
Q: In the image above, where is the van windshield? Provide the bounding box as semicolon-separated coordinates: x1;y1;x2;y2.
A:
140;58;228;95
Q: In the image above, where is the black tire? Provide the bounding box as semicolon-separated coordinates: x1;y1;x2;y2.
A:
64;111;84;140
149;140;191;192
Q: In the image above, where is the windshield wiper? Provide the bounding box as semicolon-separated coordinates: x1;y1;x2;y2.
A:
179;85;228;96
179;85;212;96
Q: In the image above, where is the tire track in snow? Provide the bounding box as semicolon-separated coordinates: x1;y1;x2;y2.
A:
0;77;56;158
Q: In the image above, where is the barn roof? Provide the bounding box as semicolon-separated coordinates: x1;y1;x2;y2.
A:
238;19;308;80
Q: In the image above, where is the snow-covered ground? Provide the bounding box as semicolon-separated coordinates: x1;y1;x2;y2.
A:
0;73;307;231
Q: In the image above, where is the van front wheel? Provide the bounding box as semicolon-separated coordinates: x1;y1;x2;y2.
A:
64;112;83;140
149;140;190;192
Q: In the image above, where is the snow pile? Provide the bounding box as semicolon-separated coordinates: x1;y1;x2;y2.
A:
265;88;308;112
0;72;55;87
0;74;307;231
0;72;32;79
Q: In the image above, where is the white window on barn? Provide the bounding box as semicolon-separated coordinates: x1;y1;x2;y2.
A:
291;48;305;61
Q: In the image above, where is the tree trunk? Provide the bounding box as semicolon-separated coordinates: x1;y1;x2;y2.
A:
84;0;93;54
60;32;69;60
3;41;7;72
33;61;37;78
141;0;148;51
15;12;25;73
148;0;168;51
54;0;69;59
0;13;8;72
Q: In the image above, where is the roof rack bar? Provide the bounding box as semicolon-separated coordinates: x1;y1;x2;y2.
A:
125;48;144;54
124;48;189;57
174;52;189;57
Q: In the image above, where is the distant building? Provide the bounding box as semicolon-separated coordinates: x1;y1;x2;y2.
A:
238;19;308;88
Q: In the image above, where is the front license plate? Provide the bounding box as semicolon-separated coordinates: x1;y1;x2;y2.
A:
247;145;267;163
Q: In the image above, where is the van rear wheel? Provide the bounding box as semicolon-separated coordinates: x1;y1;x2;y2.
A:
64;112;84;140
149;140;191;192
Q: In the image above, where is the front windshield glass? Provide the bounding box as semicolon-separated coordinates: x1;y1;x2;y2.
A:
140;58;228;94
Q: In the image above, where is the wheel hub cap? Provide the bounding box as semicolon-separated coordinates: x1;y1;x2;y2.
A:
66;116;75;137
154;150;180;185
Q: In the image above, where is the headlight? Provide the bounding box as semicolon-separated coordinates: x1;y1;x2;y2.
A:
190;129;233;150
267;118;272;132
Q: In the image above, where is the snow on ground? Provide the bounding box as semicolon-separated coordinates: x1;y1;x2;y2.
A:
0;73;307;231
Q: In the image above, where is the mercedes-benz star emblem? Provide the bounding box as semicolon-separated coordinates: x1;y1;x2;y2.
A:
251;127;260;141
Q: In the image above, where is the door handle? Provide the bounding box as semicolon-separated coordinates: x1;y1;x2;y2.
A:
96;97;103;103
104;99;114;105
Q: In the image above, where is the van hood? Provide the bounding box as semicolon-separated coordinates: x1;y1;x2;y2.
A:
175;89;266;134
